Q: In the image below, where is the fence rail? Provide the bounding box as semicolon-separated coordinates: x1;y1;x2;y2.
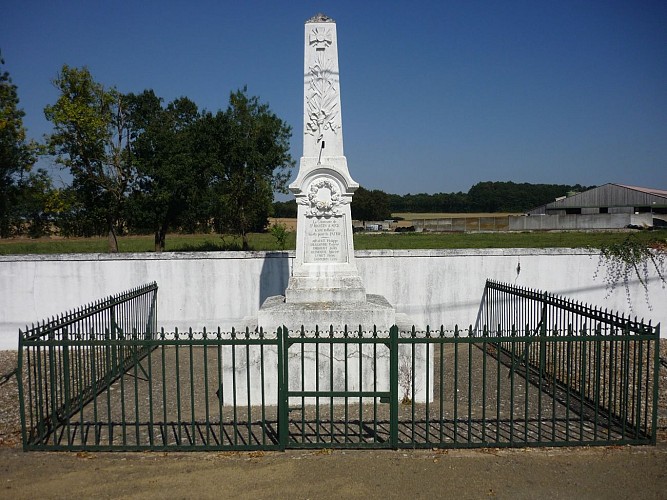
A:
17;280;660;451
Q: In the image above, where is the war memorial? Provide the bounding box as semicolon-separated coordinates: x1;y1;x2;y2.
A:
1;14;662;453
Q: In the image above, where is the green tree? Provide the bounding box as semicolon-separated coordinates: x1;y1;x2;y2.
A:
388;191;470;213
269;221;290;250
205;88;293;250
49;186;91;237
125;90;202;251
351;186;391;222
0;51;36;236
44;65;133;251
467;181;596;213
272;199;298;218
14;168;60;237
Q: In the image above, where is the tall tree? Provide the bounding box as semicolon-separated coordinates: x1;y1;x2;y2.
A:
0;51;36;236
351;186;392;222
206;88;293;250
125;90;202;251
44;65;133;251
272;199;298;218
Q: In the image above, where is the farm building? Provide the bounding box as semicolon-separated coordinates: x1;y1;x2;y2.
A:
511;183;667;231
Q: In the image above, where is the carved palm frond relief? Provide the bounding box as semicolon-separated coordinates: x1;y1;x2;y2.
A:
306;53;339;140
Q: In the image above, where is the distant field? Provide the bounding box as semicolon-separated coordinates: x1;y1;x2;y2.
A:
0;230;663;255
392;212;520;220
270;214;520;228
268;217;298;231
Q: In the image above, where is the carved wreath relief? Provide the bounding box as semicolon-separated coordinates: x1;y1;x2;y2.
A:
306;28;339;143
298;177;349;218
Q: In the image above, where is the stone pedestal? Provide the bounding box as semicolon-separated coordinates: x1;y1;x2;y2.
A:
257;294;396;334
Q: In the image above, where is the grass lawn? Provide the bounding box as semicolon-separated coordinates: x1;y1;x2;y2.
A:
355;231;664;250
0;233;294;255
0;230;663;255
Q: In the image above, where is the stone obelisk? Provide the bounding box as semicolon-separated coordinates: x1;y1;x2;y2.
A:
258;13;395;332
285;13;365;303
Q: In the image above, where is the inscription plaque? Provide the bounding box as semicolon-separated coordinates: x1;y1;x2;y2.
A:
304;216;347;263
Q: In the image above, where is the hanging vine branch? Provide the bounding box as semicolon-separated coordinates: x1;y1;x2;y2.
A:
592;235;666;312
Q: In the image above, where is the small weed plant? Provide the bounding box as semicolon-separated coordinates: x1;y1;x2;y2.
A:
269;222;290;250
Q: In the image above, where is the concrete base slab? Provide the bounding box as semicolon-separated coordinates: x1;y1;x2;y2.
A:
284;275;367;303
258;293;397;334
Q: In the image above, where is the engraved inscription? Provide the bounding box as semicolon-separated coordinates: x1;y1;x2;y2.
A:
304;217;347;263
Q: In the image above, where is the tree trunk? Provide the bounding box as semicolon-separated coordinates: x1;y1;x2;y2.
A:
154;224;167;253
240;205;249;251
107;226;118;253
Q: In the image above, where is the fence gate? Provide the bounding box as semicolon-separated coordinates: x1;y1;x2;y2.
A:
281;327;398;449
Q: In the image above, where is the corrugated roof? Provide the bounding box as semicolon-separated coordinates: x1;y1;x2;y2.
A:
527;183;667;212
614;184;667;199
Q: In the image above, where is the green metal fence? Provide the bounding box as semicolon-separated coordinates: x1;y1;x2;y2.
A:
18;281;660;451
18;283;158;449
479;279;660;445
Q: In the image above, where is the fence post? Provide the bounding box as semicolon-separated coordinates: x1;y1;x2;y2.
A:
17;331;27;450
277;325;288;450
62;326;70;422
651;323;661;445
146;285;157;340
539;292;548;380
110;303;118;377
48;328;57;444
389;325;399;449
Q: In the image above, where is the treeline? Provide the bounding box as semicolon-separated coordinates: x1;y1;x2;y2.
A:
1;59;293;251
273;186;393;221
2;55;594;249
388;181;595;214
273;181;595;221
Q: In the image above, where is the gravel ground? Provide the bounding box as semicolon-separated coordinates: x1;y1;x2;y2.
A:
0;351;21;447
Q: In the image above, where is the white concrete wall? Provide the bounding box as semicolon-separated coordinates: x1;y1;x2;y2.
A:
509;213;652;230
1;248;665;349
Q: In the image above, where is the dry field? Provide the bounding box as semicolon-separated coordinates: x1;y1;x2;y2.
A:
269;213;520;231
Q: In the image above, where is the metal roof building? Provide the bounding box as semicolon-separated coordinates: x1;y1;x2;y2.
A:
529;183;667;214
515;184;667;230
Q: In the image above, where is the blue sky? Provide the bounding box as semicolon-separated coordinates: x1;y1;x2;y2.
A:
2;1;666;194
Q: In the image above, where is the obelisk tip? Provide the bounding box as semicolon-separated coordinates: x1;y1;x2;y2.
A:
307;13;335;23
